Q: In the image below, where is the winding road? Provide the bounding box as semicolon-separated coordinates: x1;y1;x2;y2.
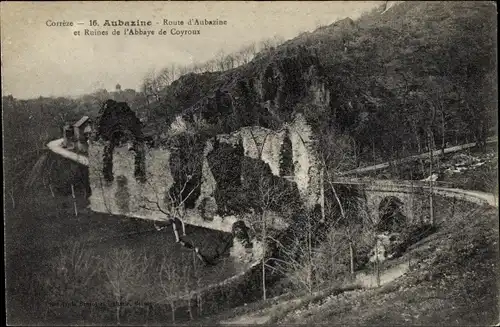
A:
47;138;89;166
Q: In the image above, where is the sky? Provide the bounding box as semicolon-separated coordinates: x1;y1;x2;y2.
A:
1;1;382;99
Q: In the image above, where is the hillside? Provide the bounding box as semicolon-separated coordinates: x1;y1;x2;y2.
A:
143;1;496;168
195;202;498;325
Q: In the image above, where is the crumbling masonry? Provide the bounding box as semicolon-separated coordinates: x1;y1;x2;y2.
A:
88;100;323;232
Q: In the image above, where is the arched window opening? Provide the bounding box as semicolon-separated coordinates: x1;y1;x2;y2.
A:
95;100;146;183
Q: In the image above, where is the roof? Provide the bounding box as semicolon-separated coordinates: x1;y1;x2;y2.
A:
73;116;90;128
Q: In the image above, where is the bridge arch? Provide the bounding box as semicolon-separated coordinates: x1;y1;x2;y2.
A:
364;190;413;227
377;196;407;233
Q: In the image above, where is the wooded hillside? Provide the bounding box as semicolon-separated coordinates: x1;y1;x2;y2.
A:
141;1;496;167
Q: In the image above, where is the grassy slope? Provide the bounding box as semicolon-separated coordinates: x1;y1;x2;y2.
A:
5;189;236;325
296;205;499;325
204;203;498;325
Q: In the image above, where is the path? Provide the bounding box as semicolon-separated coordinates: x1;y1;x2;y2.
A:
47;138;89;166
433;186;498;207
220;262;411;325
355;262;409;288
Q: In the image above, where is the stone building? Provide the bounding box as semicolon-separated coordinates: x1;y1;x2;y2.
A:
61;116;92;153
73;116;91;152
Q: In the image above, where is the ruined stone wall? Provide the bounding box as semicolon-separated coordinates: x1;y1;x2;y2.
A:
289;113;322;208
88;140;173;220
238;126;285;177
201;113;322;209
195;140;218;209
89;111;323;230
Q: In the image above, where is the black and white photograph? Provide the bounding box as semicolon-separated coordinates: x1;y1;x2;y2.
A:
2;1;498;325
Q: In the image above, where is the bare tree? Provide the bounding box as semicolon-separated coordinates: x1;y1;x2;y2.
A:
235;43;256;65
317;130;364;277
215;50;227;71
42;239;103;318
191;62;205;74
224;53;235;70
178;64;193;76
266;211;318;294
103;249;151;325
242;128;304;299
156;66;179;89
203;59;217;72
138;133;221;267
158;255;182;324
141;134;202;237
259;35;285;52
141;71;161;104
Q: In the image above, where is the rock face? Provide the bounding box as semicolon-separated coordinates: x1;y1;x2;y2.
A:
162;46;330;135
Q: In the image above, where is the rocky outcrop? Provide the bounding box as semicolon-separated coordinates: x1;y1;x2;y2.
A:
161;46;329;136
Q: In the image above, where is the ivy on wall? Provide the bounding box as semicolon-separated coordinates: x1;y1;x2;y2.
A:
133;143;146;183
95;100;147;184
279;129;294;177
207;138;245;216
165;132;205;209
206;136;303;219
102;142;114;183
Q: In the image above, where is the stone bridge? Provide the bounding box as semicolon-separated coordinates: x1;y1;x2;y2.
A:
333;177;497;228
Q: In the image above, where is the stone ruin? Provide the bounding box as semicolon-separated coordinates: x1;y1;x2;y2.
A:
87;100;323;239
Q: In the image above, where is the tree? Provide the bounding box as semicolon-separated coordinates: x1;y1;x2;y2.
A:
266;210;320;294
239;128;304;300
141;69;166;104
235;43;256;65
259;35;285;52
139;132;219;266
156;66;178;89
103;249;151;325
158;255;182;324
315;126;363;276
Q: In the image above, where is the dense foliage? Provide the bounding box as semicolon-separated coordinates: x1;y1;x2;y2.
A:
302;1;496;164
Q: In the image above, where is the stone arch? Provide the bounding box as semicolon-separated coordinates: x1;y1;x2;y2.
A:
377;196;407;233
231;220;252;248
94;100;145;183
